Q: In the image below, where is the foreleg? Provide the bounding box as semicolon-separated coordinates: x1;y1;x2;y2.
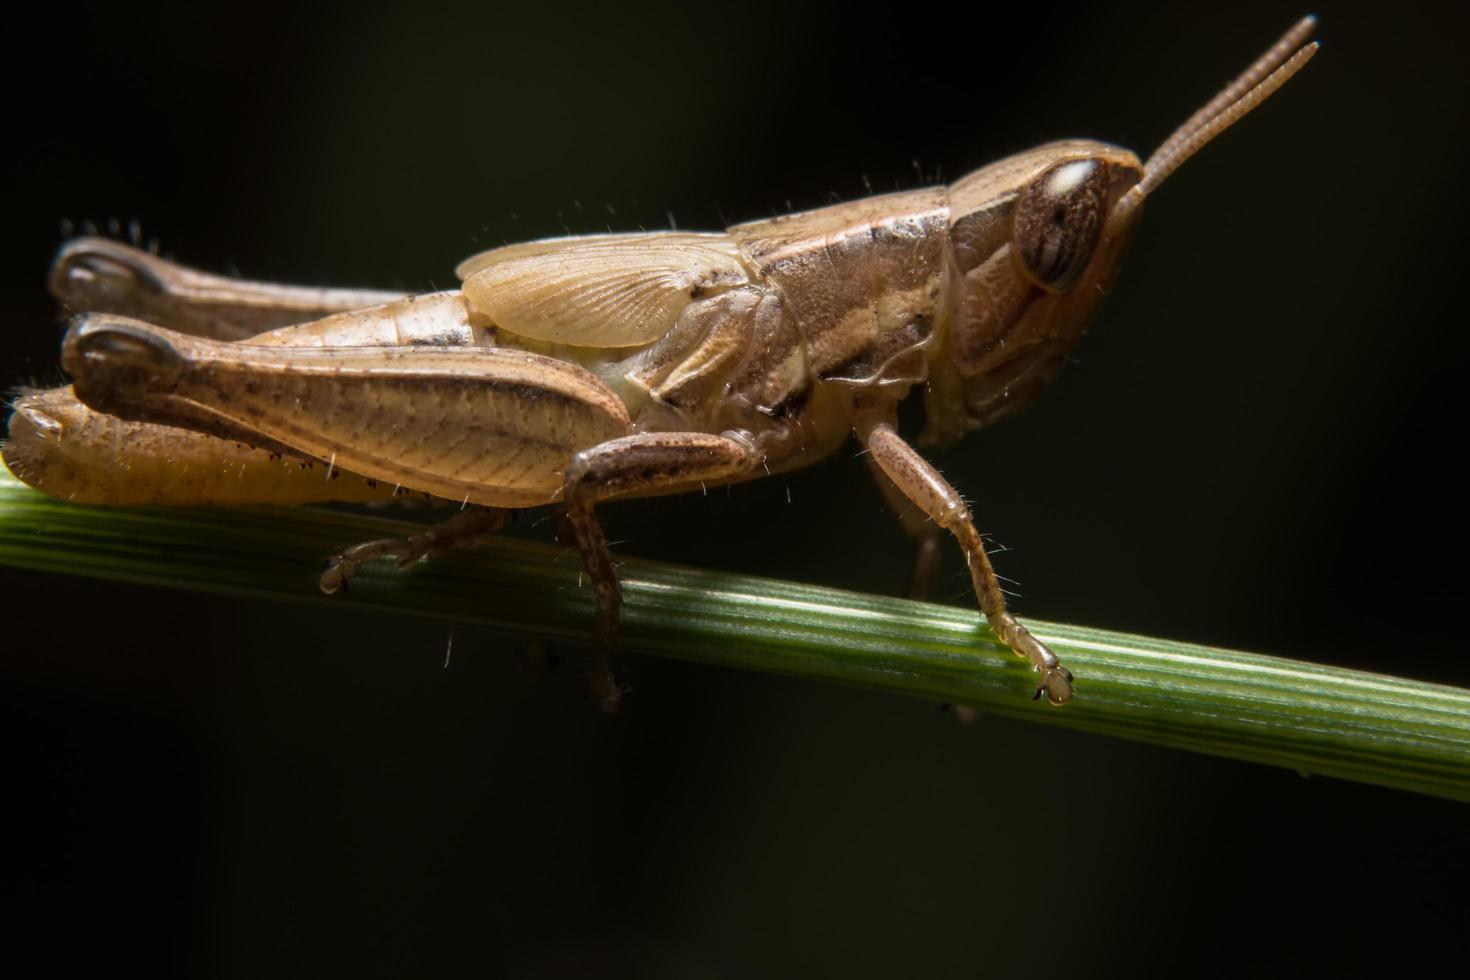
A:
863;454;945;601
855;409;1072;705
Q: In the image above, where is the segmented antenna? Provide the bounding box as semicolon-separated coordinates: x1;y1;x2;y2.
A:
1121;18;1319;210
1147;16;1317;171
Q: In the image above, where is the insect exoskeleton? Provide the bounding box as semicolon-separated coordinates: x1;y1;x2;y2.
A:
5;18;1318;711
920;141;1145;446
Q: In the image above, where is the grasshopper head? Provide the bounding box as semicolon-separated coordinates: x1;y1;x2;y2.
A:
922;18;1318;444
925;141;1144;443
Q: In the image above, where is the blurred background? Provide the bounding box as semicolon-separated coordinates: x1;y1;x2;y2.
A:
3;1;1466;975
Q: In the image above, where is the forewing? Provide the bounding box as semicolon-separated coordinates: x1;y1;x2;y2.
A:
458;233;750;348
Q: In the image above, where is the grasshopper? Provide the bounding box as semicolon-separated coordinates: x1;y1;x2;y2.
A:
4;20;1318;711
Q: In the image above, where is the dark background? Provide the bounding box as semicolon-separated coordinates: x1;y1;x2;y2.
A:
3;2;1466;976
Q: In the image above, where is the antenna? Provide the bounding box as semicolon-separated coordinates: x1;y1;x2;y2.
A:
1119;17;1319;212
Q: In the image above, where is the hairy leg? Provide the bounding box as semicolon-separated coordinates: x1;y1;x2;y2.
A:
855;407;1072;705
319;506;513;593
562;431;764;711
864;454;945;601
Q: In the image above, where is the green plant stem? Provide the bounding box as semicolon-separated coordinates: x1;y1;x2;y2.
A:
1;466;1466;800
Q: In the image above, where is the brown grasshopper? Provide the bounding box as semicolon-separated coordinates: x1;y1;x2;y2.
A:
4;20;1318;711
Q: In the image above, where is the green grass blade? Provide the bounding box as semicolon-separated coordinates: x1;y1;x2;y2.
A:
1;465;1466;800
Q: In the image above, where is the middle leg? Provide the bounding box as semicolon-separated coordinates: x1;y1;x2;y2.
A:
561;431;765;711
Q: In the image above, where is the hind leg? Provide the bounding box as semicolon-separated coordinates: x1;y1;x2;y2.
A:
50;237;405;340
319;506;513;593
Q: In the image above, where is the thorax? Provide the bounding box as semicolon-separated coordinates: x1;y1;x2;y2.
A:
522;188;958;469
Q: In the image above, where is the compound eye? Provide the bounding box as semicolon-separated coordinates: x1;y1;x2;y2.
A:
1012;158;1108;293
